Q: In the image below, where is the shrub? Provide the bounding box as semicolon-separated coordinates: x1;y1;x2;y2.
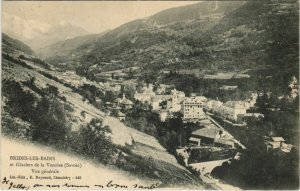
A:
76;118;117;164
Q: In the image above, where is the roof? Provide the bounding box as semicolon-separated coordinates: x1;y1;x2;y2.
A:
184;96;207;104
189;137;200;142
191;126;221;139
220;85;238;90
214;138;235;146
281;144;293;153
271;137;285;142
244;113;264;118
160;84;171;88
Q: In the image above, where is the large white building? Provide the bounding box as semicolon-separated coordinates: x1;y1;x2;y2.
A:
182;96;207;120
218;101;249;121
208;94;257;122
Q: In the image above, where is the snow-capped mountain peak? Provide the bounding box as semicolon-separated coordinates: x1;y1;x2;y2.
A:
2;12;91;50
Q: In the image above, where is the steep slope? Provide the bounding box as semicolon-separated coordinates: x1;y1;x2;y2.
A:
1;58;205;188
1;38;206;188
149;1;245;24
42;1;245;70
2;33;35;57
36;33;106;59
188;0;299;91
44;0;298;95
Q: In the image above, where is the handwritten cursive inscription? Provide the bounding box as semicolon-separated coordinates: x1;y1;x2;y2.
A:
2;177;30;190
133;183;159;189
106;180;128;188
2;177;160;189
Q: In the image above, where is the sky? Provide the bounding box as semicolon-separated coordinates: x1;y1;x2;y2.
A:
3;1;198;33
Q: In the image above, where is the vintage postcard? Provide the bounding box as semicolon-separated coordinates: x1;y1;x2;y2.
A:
1;0;299;190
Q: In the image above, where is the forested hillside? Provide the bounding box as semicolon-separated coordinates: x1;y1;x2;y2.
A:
38;1;298;96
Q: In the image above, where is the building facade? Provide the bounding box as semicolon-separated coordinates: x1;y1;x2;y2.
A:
183;96;207;120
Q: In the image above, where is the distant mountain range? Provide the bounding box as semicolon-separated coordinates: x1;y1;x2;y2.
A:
38;1;246;66
3;0;299;94
2;12;90;50
37;1;298;75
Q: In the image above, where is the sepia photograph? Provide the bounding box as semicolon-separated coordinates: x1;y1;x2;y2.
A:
1;0;299;190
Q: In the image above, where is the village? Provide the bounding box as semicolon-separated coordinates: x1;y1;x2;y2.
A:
2;0;299;189
99;80;295;188
38;65;297;188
